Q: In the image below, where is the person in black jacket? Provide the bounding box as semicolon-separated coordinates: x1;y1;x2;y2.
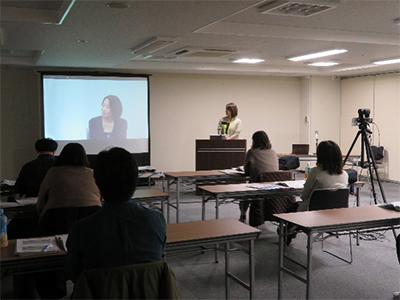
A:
88;95;127;139
15;138;58;198
12;138;57;299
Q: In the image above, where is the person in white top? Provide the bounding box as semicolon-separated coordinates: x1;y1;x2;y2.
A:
297;140;349;212
217;102;242;140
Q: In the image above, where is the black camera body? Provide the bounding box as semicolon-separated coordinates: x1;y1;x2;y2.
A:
352;108;373;126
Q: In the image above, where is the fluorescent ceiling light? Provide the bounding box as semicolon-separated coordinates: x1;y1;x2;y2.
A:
336;65;377;72
308;62;339;67
233;58;265;64
372;58;400;65
287;49;347;62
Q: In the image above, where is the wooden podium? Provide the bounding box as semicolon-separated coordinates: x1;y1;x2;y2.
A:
196;139;247;170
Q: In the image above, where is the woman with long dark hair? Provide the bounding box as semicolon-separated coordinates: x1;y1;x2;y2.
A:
298;140;348;211
239;130;279;222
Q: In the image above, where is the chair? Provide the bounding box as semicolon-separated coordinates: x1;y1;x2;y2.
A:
72;261;181;299
34;206;101;299
36;205;101;236
247;171;295;227
308;187;353;264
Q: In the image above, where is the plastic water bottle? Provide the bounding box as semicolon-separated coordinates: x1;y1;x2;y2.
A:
305;162;311;179
0;209;8;247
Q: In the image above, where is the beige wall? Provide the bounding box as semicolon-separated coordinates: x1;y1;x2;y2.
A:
1;68;42;180
149;73;301;171
1;67;399;182
340;74;400;181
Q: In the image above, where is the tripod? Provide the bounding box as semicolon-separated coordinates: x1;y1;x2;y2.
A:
343;121;387;205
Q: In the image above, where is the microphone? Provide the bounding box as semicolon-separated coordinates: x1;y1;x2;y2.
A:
315;130;319;152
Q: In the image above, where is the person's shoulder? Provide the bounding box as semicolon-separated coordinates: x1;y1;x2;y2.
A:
89;116;101;125
116;118;127;127
135;202;165;221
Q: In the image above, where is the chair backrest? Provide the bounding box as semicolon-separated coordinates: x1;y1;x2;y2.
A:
72;261;181;299
256;171;293;182
308;188;350;211
37;206;101;236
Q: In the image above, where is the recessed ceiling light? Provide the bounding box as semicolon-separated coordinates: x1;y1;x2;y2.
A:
233;58;265;64
372;58;400;65
107;2;130;9
336;65;378;72
287;49;347;62
77;39;88;43
308;62;339;67
393;18;400;25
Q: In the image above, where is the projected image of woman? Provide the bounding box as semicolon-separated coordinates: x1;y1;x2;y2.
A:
88;95;127;139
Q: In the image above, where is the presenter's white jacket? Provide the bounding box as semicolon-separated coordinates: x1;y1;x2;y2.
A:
218;117;242;139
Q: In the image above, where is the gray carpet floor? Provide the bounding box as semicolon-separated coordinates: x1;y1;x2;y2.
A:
1;174;399;299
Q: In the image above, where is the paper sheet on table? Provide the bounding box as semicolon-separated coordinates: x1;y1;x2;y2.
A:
15;237;61;256
16;198;38;206
274;180;305;189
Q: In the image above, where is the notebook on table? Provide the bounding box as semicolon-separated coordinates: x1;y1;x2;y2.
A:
292;144;309;155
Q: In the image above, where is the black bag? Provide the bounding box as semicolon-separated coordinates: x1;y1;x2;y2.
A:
279;156;300;170
371;145;384;161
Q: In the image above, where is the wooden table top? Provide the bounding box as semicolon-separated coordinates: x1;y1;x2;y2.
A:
274;205;400;229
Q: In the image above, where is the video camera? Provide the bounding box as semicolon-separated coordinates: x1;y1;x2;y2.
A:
352;108;373;126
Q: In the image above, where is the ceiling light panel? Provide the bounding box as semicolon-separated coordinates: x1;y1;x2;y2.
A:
308;62;339;66
287;49;347;62
233;58;265;64
258;1;337;17
131;37;177;55
372;58;400;65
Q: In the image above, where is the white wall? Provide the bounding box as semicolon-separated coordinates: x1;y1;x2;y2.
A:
340;74;400;181
149;73;301;171
2;68;399;182
309;76;342;153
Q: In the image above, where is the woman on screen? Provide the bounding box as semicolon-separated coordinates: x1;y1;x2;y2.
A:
88;95;127;139
217;102;242;140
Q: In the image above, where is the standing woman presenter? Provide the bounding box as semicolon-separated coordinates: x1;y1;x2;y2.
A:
217;102;242;140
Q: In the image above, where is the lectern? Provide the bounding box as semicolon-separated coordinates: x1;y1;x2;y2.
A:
195;139;247;170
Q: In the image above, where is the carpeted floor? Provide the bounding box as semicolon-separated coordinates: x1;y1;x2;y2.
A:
1;175;399;299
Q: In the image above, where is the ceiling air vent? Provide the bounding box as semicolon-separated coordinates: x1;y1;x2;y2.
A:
258;0;338;17
170;47;239;58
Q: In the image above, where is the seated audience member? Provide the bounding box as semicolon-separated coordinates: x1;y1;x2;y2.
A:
297;140;348;211
15;138;58;198
66;147;166;284
10;138;57;299
35;143;101;299
240;130;279;222
36;143;101;222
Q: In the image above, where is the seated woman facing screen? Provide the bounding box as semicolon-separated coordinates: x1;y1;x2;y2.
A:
88;95;127;139
36;143;101;222
240;130;279;222
217;102;242;140
297;140;348;212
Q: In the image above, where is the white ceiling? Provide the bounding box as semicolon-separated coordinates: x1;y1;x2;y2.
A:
1;0;399;77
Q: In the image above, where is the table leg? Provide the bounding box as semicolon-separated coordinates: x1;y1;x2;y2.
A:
202;190;206;221
216;195;219;219
176;180;180;223
306;232;313;300
249;239;255;299
278;221;284;299
225;242;230;300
